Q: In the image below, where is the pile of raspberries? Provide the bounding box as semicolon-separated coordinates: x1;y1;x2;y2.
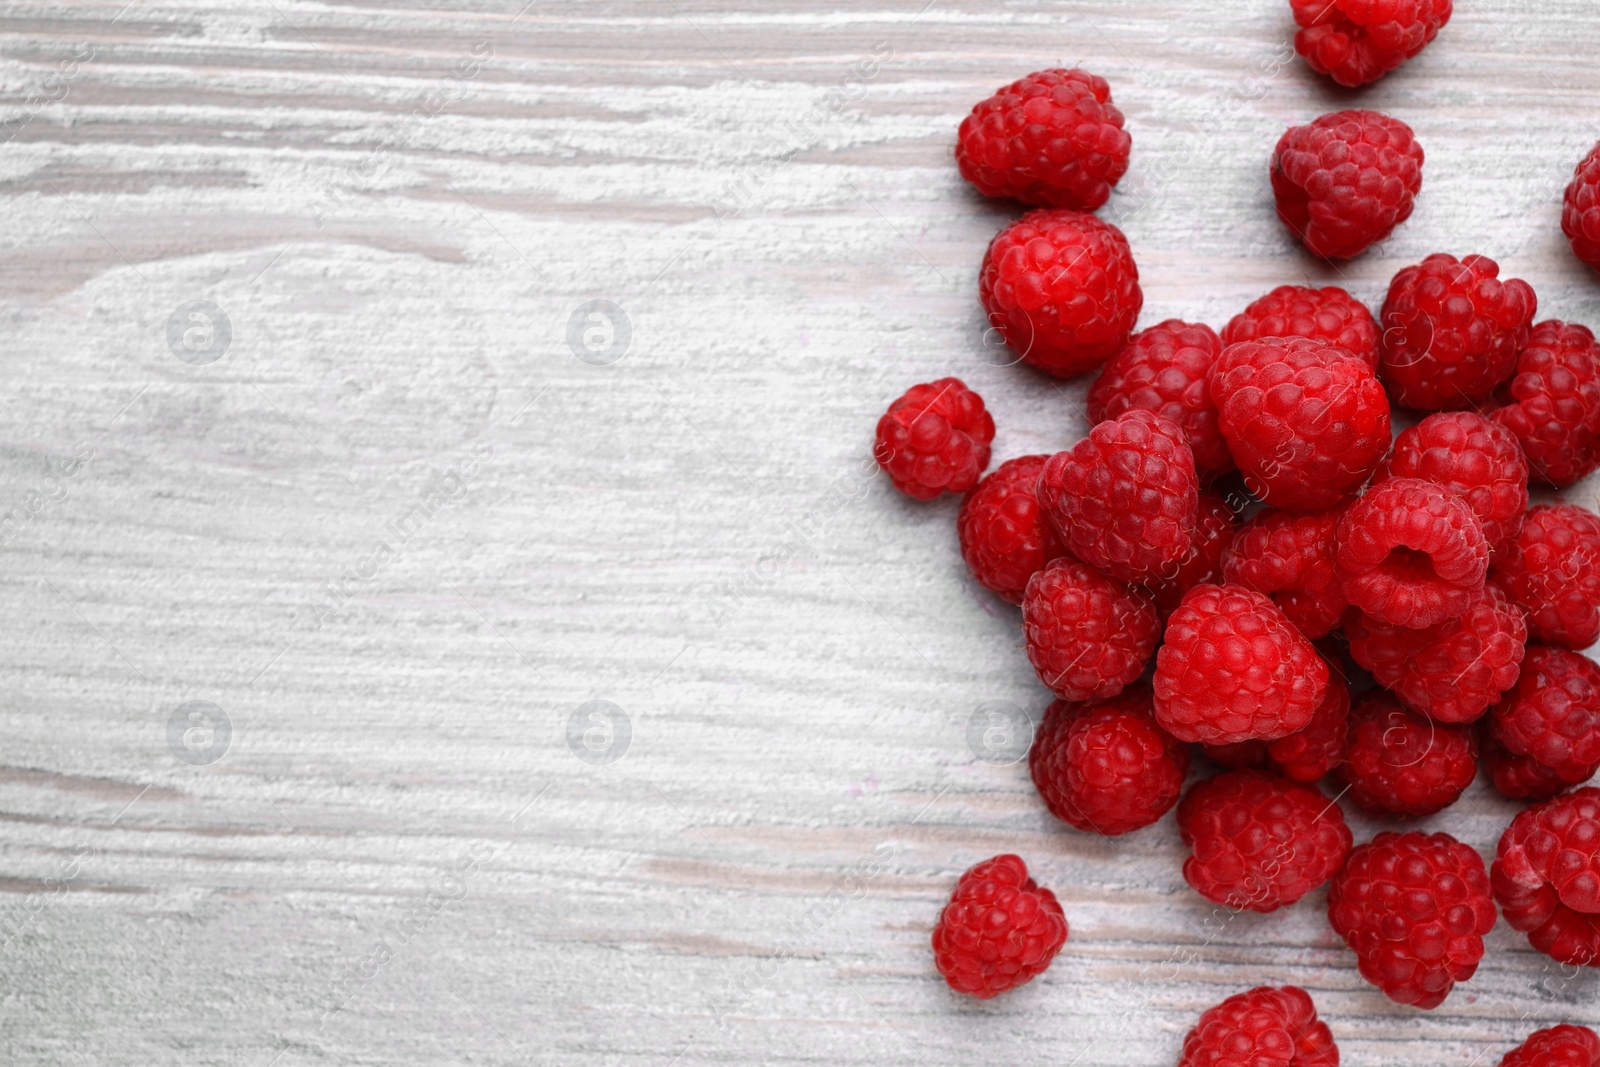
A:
876;6;1600;1062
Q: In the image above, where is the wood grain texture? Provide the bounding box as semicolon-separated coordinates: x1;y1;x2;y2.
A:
1;0;1599;1063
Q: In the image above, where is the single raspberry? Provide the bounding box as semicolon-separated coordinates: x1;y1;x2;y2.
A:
1022;558;1159;703
1482;729;1572;802
1205;653;1349;783
979;209;1142;377
1378;254;1537;411
1028;686;1189;836
1210;336;1391;512
1563;142;1600;271
1328;830;1496;1008
1223;284;1380;372
1178;985;1339;1067
1343;692;1478;817
1037;410;1199;583
1271;109;1423;260
1487;645;1600;788
1178;769;1352;913
1335;477;1489;629
1222;508;1347;639
873;377;994;500
1291;0;1452;87
955;68;1131;211
1344;580;1527;724
1087;320;1232;479
1499;1025;1600;1067
1153;583;1328;745
1140;490;1236;615
1494;504;1600;651
1375;411;1528;563
957;455;1069;603
1493;787;1600;967
931;853;1068;998
1491;321;1600;488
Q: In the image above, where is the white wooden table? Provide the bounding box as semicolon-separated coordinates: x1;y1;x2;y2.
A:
2;1;1599;1063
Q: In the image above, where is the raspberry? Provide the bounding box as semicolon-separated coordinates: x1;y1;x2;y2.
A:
1343;692;1478;817
1205;664;1351;783
1028;686;1189;836
873;378;995;500
1037;410;1200;583
1222;509;1347;639
1498;1025;1600;1067
1494;504;1600;651
1327;830;1496;1008
1223;284;1380;372
955;68;1131;211
1482;730;1573;803
1491;321;1600;488
1291;0;1452;87
1376;412;1528;562
979;209;1142;378
1563;142;1600;271
1335;477;1489;629
1178;985;1339;1067
1271;109;1423;260
1487;645;1600;788
1493;787;1600;967
1087;320;1232;480
1378;254;1537;411
1210;336;1391;512
1023;558;1159;702
931;853;1068;998
1344;580;1527;724
1141;490;1237;615
1153;583;1328;745
957;455;1069;603
1177;769;1352;913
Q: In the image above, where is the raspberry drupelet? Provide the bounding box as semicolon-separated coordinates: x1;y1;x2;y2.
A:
1491;321;1600;488
1376;411;1528;562
1139;490;1237;615
1224;284;1380;372
1493;787;1600;968
873;377;994;499
1335;477;1488;630
1342;692;1478;818
1178;985;1339;1067
957;455;1069;604
1087;320;1232;479
956;68;1130;211
1291;0;1452;87
1494;504;1600;651
1272;109;1423;259
1486;645;1600;791
1498;1025;1600;1067
932;853;1068;997
1222;508;1347;639
1205;663;1350;784
1022;558;1159;703
1482;730;1575;803
1564;141;1600;271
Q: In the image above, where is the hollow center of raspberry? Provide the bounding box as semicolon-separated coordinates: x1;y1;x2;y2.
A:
1380;546;1438;584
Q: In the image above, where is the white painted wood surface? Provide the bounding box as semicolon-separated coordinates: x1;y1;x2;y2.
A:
2;1;1599;1063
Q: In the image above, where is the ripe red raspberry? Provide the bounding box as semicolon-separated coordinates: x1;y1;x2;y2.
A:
1344;580;1527;724
1328;830;1496;1008
1205;663;1350;783
873;377;994;500
1023;558;1159;703
1563;142;1600;271
1482;730;1573;803
957;455;1069;603
1037;410;1199;583
1153;583;1328;745
1291;0;1452;87
979;209;1142;378
1376;412;1528;562
1087;320;1232;479
1223;284;1380;372
1493;787;1600;967
955;68;1131;212
1343;693;1478;817
1487;645;1600;789
1177;769;1352;913
1378;254;1537;411
1499;1025;1600;1067
1491;321;1600;488
1494;504;1600;651
1140;490;1236;615
931;853;1068;998
1178;985;1338;1067
1271;109;1423;260
1028;686;1189;836
1210;336;1390;513
1222;508;1347;639
1335;476;1489;629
